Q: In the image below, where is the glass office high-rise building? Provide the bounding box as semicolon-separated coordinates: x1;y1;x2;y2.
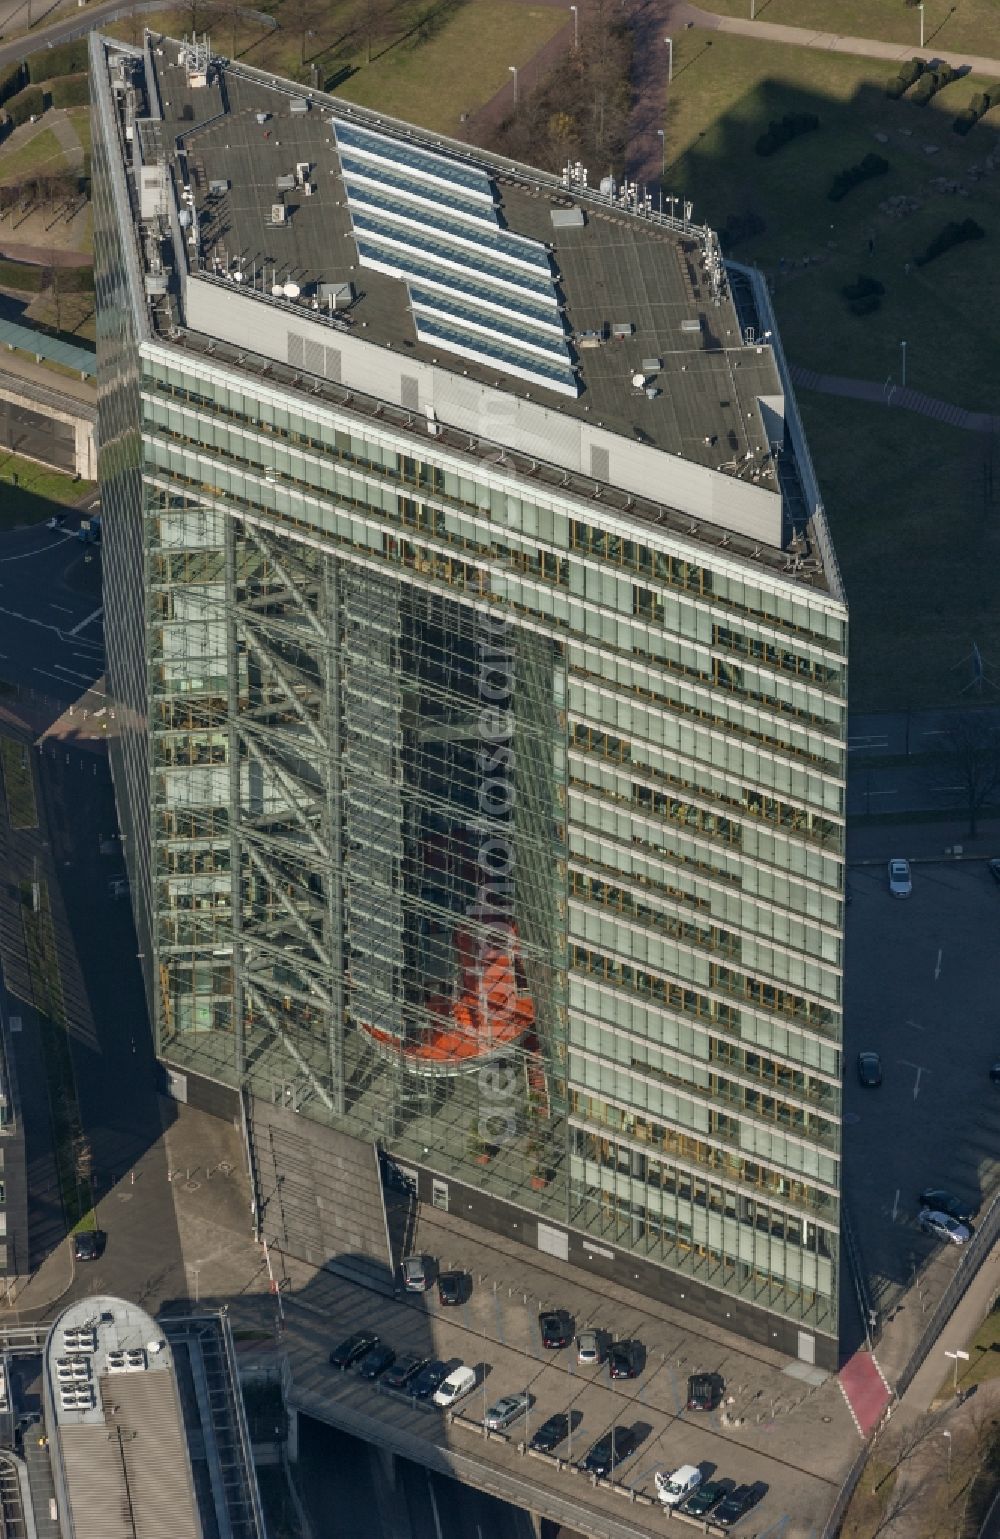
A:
92;33;847;1367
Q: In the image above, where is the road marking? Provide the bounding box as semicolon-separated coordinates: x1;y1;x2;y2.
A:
52;664;98;684
0;536;73;561
73;651;103;662
892;1189;899;1222
50;604;73;614
33;667;78;686
934;949;942;981
493;1289;505;1345
426;1473;444;1539
67;605;103;636
847;736;889;749
864;789;898;797
905;1019;924;1031
913;1067;923;1101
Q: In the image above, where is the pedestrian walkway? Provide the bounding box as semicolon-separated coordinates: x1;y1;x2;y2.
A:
790;364;1000;435
669;1;1000;77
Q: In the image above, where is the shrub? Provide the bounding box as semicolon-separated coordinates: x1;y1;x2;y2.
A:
48;73;89;109
953;90;997;135
915;218;986;267
0;62;24;108
841;273;886;302
720;209;766;250
911;63;956;106
886;56;926;98
828;153;890;203
755;111;819;157
5;83;44;127
25;39;88;84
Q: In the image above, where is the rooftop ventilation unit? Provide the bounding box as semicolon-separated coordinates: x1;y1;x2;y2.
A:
611;322;634;340
290;97;310;114
276;174;295;191
270;204;288;225
680;318;702;333
550;206;585;229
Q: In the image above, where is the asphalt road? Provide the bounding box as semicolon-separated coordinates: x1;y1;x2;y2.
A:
0;523;103;703
847;707;1000;818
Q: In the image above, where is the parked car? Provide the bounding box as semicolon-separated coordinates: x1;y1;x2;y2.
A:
358;1343;396;1380
577;1328;605;1366
655;1464;703;1507
714;1483;763;1528
73;1229;106;1262
991;1062;1000;1085
918;1209;971;1245
437;1270;468;1306
582;1425;636;1478
888;858;912;897
530;1413;569;1453
329;1330;379;1369
539;1310;573;1349
988;858;1000;886
46;514;67;532
401;1254;431;1292
383;1354;429;1391
686;1372;721;1411
918;1189;976;1223
484;1391;532;1431
682;1480;728;1517
608;1341;642;1380
411;1360;450;1400
856;1052;882;1088
432;1365;477;1408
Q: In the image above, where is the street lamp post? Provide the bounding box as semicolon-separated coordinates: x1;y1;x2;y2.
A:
570;3;578;49
508;65;519;108
942;1428;952;1487
657;128;665;178
944;1348;970;1395
918;2;925;48
900;339;907;389
664;35;673;82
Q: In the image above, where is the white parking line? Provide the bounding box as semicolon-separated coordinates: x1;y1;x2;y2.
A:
905;1019;924;1031
426;1472;444;1539
934;949;942;981
67;605;103;637
892;1189;899;1222
50;604;73;614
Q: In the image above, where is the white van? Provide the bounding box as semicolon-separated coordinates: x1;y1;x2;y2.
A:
432;1365;477;1408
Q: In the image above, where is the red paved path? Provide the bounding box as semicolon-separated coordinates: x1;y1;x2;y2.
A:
839;1349;890;1439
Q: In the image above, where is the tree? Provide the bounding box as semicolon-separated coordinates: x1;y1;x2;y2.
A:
946;711;1000;837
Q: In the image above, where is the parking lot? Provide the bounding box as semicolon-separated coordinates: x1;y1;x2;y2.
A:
260;1216;857;1539
843;836;1000;1376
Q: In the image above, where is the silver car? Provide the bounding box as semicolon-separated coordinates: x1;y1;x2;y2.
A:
918;1208;970;1245
577;1328;604;1366
888;858;912;897
401;1255;430;1292
484;1391;532;1430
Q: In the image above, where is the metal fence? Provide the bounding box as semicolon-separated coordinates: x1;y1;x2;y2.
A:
821;1190;1000;1539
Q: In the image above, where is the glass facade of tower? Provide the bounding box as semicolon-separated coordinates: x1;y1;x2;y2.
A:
109;347;844;1345
92;35;846;1363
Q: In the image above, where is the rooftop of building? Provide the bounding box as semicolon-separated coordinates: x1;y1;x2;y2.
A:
140;40;782;477
45;1296;202;1539
93;33;845;603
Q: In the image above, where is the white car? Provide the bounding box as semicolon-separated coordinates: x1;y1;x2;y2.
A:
888;858;912;897
576;1328;603;1366
432;1365;477;1408
655;1464;703;1507
918;1209;970;1246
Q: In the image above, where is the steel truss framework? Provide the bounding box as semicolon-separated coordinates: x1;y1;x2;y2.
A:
147;484;570;1207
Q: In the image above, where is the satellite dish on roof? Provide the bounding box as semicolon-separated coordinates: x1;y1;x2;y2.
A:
283;281;301;299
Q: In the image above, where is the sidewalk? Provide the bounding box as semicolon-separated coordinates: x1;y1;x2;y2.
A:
889;1232;1000;1422
791;364;1000;436
671;1;1000;77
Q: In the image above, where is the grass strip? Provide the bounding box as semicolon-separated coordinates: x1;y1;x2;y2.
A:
0;737;38;829
20;878;94;1230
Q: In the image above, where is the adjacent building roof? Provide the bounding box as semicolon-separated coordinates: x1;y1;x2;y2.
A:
44;1297;202;1539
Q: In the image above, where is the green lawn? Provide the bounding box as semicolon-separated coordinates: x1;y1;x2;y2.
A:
799;392;1000;710
107;2;563;133
695;0;1000;58
934;1298;1000;1399
336;3;565;131
0;453;92;527
0;738;38;829
664;31;1000;412
0;126;75;184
